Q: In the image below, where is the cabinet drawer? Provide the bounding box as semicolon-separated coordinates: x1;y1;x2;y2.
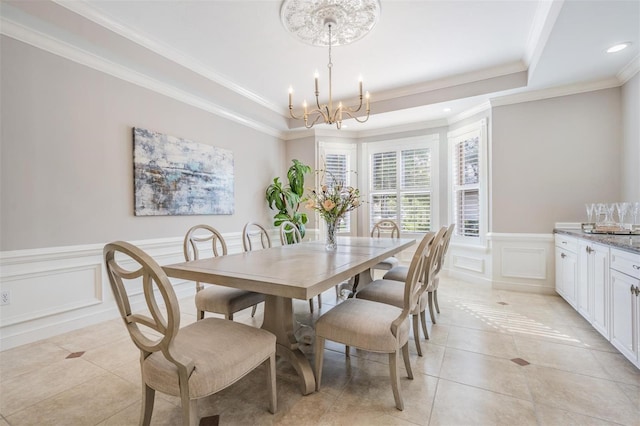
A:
555;234;577;253
610;248;640;279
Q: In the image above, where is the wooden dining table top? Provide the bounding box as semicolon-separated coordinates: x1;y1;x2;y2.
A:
163;236;416;300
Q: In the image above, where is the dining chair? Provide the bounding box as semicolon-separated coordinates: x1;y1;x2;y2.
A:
314;230;436;411
243;221;271;317
279;220;322;313
383;224;452;329
104;241;277;426
427;223;455;323
356;227;445;355
370;219;401;277
184;224;265;321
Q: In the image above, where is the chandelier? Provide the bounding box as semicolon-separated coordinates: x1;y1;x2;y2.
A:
281;0;380;129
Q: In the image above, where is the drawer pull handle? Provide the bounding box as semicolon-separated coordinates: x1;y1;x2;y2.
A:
632;285;635;294
633;265;640;270
561;241;567;244
586;246;593;254
561;253;566;259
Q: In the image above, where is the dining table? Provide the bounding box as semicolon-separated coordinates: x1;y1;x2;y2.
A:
163;235;415;395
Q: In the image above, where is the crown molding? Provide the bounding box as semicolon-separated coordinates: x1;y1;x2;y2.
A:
53;0;282;115
490;77;621;108
618;54;640;84
370;61;527;103
447;102;491;125
1;17;285;139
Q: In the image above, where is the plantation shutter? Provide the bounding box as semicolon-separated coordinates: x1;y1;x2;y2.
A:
453;137;480;237
401;148;431;232
369;147;432;232
325;153;350;232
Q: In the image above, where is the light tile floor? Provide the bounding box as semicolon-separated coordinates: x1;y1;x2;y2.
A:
1;277;639;425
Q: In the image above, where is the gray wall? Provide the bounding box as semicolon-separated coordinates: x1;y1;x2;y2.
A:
621;73;640;202
1;36;284;251
491;88;622;233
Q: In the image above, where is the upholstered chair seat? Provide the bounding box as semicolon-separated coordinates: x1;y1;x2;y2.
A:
194;287;266;321
315;299;410;352
143;318;276;399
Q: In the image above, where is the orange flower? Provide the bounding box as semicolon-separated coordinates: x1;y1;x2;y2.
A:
322;199;336;211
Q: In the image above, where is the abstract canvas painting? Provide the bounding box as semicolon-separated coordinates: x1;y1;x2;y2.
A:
133;127;234;215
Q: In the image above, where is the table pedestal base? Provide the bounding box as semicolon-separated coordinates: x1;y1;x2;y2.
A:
261;295;316;395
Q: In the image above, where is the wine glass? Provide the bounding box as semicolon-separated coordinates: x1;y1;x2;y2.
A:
632;202;640;226
596;203;607;225
585;203;596;223
615;202;631;229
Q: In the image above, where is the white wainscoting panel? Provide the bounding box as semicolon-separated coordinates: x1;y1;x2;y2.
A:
0;232;251;351
489;233;555;294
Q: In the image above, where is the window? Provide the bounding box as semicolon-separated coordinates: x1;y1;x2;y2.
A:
318;142;358;235
448;119;487;241
366;136;439;234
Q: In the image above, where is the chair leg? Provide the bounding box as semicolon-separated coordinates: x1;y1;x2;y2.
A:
309;298;314;313
420;310;430;340
318;293;322;309
345;345;350;358
388;351;404;411
179;388;197;426
412;314;423;356
140;383;155;426
226;313;233;321
434;289;440;313
314;337;325;391
402;342;413;380
251;304;257;317
428;292;437;324
265;354;277;414
197;310;205;321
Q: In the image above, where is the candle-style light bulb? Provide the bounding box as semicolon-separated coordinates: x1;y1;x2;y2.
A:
303;100;308;115
288;86;293;106
358;75;363;95
365;91;370;109
314;71;319;93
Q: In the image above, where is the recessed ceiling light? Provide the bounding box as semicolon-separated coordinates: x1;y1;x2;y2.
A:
607;42;631;53
443;108;451;112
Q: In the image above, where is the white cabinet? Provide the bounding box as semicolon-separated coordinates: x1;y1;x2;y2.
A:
609;248;640;368
577;240;610;337
555;235;578;308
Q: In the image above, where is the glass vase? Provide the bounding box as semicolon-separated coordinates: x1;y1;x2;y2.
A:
325;219;337;251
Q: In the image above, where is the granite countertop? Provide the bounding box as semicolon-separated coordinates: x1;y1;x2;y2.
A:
554;228;640;255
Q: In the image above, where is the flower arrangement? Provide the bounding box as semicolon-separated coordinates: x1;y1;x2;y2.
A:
304;169;362;249
304;175;361;222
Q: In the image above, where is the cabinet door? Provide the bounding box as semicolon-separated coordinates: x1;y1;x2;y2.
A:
577;240;592;320
591;245;610;338
610;270;637;363
559;249;578;308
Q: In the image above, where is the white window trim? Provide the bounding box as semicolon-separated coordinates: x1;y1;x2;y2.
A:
317;141;359;236
447;119;488;246
361;135;440;238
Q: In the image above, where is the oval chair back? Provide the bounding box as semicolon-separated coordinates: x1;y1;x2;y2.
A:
183;225;228;293
371;219;400;239
280;220;302;245
242;222;272;251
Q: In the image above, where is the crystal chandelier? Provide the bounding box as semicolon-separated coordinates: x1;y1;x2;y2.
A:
281;0;380;130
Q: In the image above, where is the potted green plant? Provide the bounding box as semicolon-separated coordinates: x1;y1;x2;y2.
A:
266;159;311;243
